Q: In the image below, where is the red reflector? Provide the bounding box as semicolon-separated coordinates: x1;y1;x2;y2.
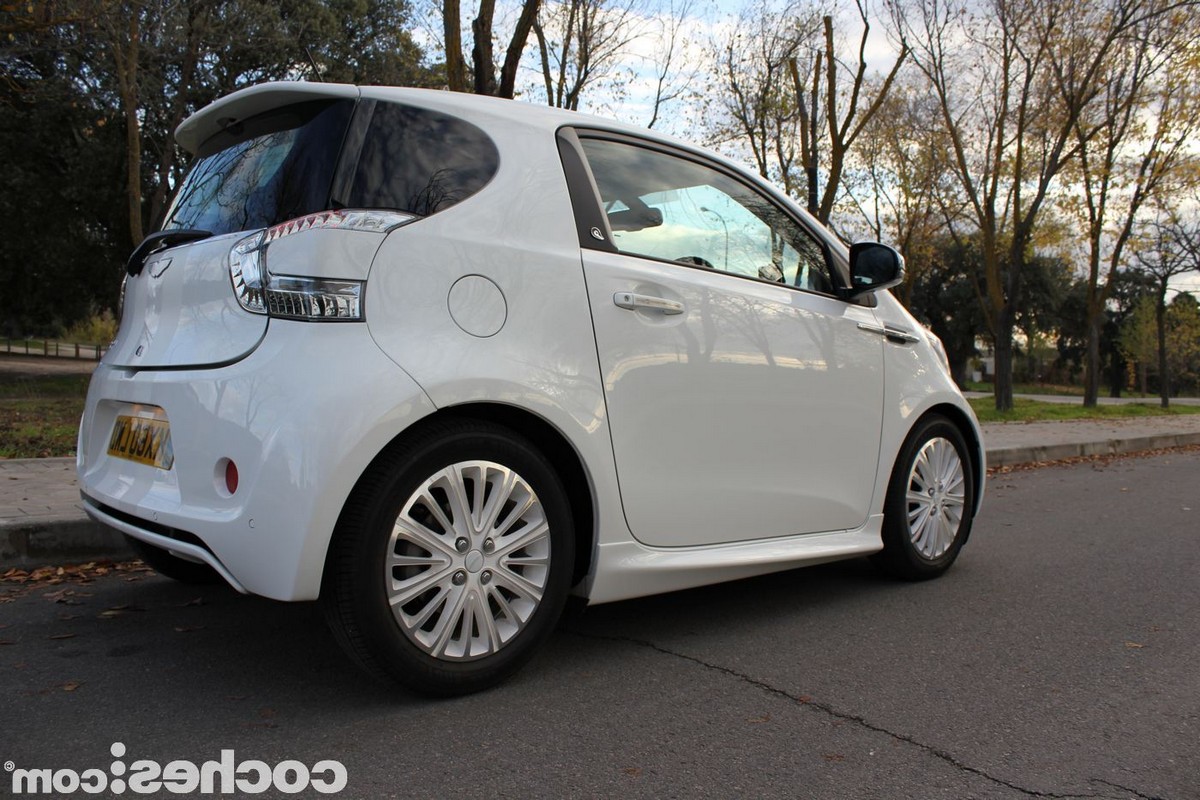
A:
225;460;239;495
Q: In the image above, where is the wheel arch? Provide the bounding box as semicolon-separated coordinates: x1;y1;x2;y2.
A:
326;402;597;591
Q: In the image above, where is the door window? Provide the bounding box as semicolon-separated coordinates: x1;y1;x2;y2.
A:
579;137;833;293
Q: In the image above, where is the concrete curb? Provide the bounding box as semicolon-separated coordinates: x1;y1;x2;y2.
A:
3;433;1200;570
985;431;1200;468
1;515;133;570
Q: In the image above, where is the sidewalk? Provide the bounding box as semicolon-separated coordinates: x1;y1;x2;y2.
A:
4;415;1200;568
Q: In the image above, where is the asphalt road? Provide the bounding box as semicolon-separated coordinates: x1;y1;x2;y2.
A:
2;451;1198;799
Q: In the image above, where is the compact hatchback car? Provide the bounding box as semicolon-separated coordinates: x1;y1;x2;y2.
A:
79;82;984;695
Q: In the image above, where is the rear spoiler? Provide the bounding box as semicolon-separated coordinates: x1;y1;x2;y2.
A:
175;82;360;154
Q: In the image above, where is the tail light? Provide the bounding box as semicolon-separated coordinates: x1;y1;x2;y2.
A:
229;209;414;321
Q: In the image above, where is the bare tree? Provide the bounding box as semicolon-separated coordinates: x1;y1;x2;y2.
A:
713;2;821;196
645;0;696;128
786;0;907;224
443;0;541;97
1071;20;1200;406
893;0;1180;411
843;76;957;303
532;0;648;110
1132;206;1200;406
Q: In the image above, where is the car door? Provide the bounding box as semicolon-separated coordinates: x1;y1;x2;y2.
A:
563;131;886;548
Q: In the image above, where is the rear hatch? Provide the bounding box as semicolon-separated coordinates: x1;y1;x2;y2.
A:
107;95;357;369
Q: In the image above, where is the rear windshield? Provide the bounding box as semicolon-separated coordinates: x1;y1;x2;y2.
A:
161;99;354;236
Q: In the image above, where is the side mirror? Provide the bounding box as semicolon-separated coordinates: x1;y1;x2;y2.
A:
844;242;905;299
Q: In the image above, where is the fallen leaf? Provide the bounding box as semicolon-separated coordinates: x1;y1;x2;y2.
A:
822;753;845;762
47;633;77;640
797;695;813;704
1125;642;1146;649
747;714;771;724
0;639;16;646
61;681;82;692
623;768;642;778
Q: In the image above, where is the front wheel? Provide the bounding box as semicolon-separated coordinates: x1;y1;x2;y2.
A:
872;415;975;580
321;419;575;696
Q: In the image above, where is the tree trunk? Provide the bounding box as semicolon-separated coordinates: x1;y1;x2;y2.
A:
992;312;1015;412
1156;287;1170;408
1082;317;1101;407
444;0;465;91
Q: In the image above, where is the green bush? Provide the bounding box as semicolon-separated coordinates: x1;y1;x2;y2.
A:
62;308;118;345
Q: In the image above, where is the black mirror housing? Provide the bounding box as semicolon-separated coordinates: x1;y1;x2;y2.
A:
843;242;905;299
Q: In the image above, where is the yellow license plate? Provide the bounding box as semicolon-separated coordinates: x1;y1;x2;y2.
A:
107;415;174;469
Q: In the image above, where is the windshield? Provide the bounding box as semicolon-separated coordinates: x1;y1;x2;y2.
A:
161;99;354;236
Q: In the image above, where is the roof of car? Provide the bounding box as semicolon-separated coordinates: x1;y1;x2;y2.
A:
174;81;691;154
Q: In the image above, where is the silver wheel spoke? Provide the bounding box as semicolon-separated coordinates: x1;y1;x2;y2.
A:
391;566;452;606
427;585;470;658
493;519;549;559
493;566;545;604
479;470;517;534
384;459;552;662
906;437;966;560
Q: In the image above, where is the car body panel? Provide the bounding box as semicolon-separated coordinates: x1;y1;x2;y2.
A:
108;233;267;369
79;321;436;600
581;248;885;546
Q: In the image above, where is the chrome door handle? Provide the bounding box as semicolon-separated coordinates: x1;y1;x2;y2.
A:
857;322;921;344
613;291;685;315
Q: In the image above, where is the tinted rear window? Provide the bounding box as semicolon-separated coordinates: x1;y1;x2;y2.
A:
161;100;353;236
346;102;499;216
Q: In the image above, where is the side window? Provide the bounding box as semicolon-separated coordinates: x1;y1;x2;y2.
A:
579;137;833;293
347;103;499;217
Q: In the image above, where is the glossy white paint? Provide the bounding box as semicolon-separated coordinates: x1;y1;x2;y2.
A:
108;233;266;369
587;518;884;604
447;275;507;337
583;248;884;546
264;227;388;283
79;322;436;600
80;82;984;612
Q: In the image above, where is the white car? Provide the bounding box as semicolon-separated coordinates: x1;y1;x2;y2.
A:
79;83;984;695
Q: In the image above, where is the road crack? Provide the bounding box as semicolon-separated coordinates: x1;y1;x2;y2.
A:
568;630;1157;800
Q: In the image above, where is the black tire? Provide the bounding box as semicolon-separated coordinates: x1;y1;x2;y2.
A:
872;414;975;581
125;535;222;584
321;419;575;696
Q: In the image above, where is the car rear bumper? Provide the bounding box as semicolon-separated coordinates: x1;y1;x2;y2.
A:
77;321;435;600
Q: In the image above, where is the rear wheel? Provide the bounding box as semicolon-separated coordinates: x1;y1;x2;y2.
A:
321;419;574;696
125;536;221;584
872;415;974;580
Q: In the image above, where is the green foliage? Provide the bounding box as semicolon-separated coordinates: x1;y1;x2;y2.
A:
968;396;1200;423
62;309;118;344
1119;291;1200;396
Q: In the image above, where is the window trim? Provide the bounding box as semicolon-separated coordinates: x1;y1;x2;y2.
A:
563;127;850;299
